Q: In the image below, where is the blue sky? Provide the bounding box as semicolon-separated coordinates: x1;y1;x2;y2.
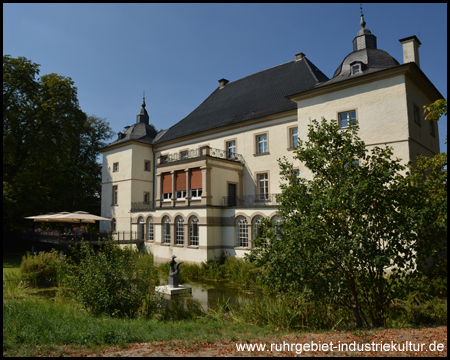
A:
3;3;447;152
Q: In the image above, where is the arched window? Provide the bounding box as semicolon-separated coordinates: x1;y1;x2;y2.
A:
189;216;199;246
271;216;282;238
111;218;116;232
162;216;171;244
235;216;248;247
175;216;184;245
147;217;154;241
252;215;264;245
138;217;144;240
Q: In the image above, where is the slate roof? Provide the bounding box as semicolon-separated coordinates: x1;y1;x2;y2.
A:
311;48;400;89
154;57;329;144
104;122;157;149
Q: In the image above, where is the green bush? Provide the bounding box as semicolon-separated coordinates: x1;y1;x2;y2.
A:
20;249;63;287
211;293;353;331
62;238;158;318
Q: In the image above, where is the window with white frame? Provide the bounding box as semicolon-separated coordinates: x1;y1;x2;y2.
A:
236;216;248;247
147;217;154;241
256;134;268;154
351;64;361;74
190;188;202;199
162;193;172;201
162;216;171;244
227;141;236;159
112;185;118;205
176;190;186;200
175;216;184;245
113;162;119;172
290;128;298;148
258;173;269;200
189;216;199;246
144;160;151;171
339;111;356;129
252;215;264;244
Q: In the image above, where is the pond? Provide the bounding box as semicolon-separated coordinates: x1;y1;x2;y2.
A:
157;277;256;311
15;279;257;313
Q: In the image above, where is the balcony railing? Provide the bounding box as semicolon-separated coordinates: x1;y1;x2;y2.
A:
131;201;156;211
160;146;245;165
223;193;279;207
18;230;144;245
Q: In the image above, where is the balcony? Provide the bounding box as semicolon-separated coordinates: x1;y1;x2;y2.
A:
159;146;245;165
223;193;279;207
131;201;156;212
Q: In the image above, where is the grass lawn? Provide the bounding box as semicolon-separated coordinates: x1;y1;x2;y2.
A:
3;252;23;278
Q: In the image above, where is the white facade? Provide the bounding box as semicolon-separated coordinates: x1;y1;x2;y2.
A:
100;24;442;264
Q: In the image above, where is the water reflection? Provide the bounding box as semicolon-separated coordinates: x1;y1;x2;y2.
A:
158;279;254;312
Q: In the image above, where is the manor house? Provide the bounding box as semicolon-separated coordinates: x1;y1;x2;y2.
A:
100;14;442;263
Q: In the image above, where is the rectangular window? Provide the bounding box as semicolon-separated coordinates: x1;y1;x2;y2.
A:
191;188;202;199
339;111;357;129
429;121;436;136
258;173;269;200
414;105;421;125
227;141;236;159
180;150;188;160
290;128;298;148
161;155;169;164
176;190;186;199
256;134;268;154
144;192;150;203
113;162;119;172
352;64;361;74
190;168;202;189
162;173;172;201
144;160;151;171
176;171;186;193
112;185;118;205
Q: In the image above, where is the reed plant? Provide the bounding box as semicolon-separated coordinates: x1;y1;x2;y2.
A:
3;271;28;299
20;249;63;287
157;252;260;289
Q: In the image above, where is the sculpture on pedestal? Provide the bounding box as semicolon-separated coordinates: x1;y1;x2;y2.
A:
168;255;183;288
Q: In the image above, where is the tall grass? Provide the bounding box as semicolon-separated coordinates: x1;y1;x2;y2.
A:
3;271;29;299
157;253;260;289
20;249;64;287
2;296;272;356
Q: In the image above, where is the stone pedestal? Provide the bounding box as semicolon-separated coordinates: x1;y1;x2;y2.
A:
155;285;192;296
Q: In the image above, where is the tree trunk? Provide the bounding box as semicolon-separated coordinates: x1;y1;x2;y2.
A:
349;278;363;328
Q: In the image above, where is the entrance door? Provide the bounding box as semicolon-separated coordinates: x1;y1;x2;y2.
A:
138;217;144;241
228;183;237;207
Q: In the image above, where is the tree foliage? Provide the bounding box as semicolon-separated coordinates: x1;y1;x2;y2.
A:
3;55;114;231
246;118;446;328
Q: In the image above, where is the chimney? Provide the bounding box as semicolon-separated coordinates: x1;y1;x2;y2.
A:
218;78;229;89
399;35;421;68
295;52;305;61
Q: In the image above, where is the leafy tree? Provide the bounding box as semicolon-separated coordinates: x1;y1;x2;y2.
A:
3;55;114;231
404;99;448;278
247;118;442;328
